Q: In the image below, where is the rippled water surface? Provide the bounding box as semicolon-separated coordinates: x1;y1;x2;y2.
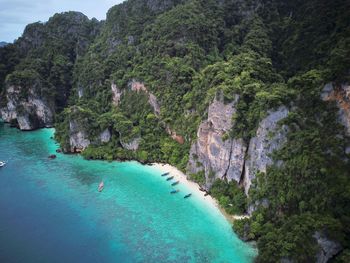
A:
0;123;256;262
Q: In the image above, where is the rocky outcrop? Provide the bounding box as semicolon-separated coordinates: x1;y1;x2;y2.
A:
0;91;17;123
128;80;160;116
187;95;247;187
78;86;84;98
0;85;53;130
69;120;90;152
111;83;123;106
166;126;185;144
99;129;111;143
187;100;288;193
148;92;161;116
0;12;100;131
314;231;342;263
243;106;289;195
120;136;141;151
322;83;350;135
16;115;33;130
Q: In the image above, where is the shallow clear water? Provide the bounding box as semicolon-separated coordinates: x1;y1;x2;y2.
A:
0;122;257;262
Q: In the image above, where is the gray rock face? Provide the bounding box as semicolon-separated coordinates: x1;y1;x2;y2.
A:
346;146;350;155
148;92;161;116
120;137;141;151
69;120;90;152
0;92;18;122
243;106;289;195
187;95;247;186
99;129;111;143
227;139;247;182
321;83;334;100
322;82;350;135
314;231;342;263
111;83;123;106
127;35;135;45
78;86;84;98
0;85;53;130
16;115;33;130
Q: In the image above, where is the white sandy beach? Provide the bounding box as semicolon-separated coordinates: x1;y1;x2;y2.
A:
151;163;249;223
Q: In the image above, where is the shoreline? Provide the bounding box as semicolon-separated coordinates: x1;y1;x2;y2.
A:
150;163;249;224
5;123;249;224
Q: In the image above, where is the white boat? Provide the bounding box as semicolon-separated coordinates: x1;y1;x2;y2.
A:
0;161;6;167
98;181;104;192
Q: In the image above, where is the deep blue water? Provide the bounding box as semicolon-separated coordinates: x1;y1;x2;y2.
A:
0;122;256;262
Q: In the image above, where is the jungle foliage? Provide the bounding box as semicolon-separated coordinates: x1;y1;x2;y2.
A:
0;0;349;261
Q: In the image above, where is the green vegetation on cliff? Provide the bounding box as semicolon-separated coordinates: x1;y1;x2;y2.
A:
0;0;349;261
0;12;100;110
234;70;350;262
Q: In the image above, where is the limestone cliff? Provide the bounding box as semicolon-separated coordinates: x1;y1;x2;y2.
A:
243;106;289;194
65;80;154;153
68;119;90;153
314;231;342;263
62;119;111;153
187;98;289;194
0;85;53;130
111;83;123;106
120;137;141;151
187;95;247;187
0;12;100;131
99;129;111;143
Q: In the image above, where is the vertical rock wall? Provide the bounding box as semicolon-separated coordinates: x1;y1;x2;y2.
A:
0;85;53;130
187;95;247;187
187;99;289;194
68;119;91;152
243;106;289;194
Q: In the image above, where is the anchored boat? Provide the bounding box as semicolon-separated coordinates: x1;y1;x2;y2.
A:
166;176;174;181
171;181;179;186
161;172;169;176
184;193;192;199
0;161;6;167
170;189;179;194
199;187;206;192
98;181;104;192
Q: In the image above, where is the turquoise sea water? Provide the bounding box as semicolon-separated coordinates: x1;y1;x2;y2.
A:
0;122;257;263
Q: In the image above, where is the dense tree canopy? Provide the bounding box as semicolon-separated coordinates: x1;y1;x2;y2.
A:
0;0;349;261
